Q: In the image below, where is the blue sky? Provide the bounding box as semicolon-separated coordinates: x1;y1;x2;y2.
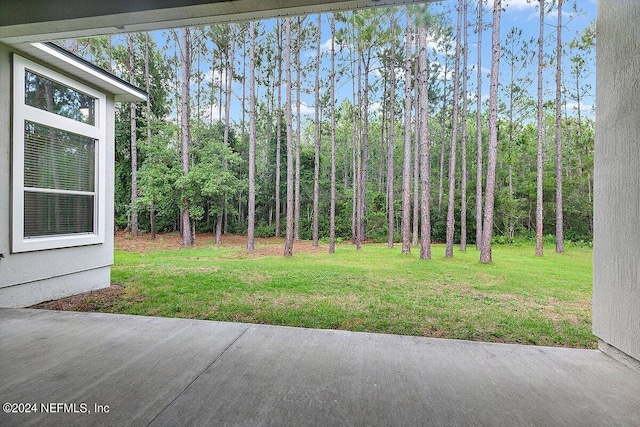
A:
266;0;597;124
133;0;597;126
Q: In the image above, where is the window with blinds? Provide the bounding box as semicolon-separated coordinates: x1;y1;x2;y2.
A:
12;55;106;252
23;121;96;237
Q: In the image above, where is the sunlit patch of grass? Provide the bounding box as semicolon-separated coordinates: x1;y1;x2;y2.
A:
108;241;595;348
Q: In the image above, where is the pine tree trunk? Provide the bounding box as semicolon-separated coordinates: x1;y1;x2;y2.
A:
412;53;420;248
221;25;236;245
438;58;449;214
275;20;282;238
401;15;413;255
379;77;387;195
215;215;222;245
312;14;322;247
418;25;432;260
355;46;363;250
294;17;302;242
445;1;463;258
475;0;484;250
150;202;156;241
387;14;397;248
247;21;256;251
352;145;358;244
329;14;337;254
284;18;295;256
351;42;358;246
555;0;565;253
145;33;155;240
128;34;138;237
460;0;468;252
508;46;515;240
479;0;502;263
535;0;545;257
180;28;192;246
360;53;370;244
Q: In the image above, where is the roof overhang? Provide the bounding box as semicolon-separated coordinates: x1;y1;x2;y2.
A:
0;0;437;103
13;41;147;102
0;0;439;44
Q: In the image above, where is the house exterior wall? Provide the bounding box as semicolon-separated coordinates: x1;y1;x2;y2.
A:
0;42;114;307
593;0;640;368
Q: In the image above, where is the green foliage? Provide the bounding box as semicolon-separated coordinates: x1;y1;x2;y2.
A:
90;7;594;246
255;221;276;238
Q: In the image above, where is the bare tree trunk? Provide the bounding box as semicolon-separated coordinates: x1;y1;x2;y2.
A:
387;13;397;248
352;145;357;244
555;0;565;253
418;25;432;260
479;0;502;263
445;0;463;258
284;18;294;256
360;52;371;245
379;76;387;195
145;33;155;241
220;25;236;245
351;37;358;245
180;28;192;246
215;215;222;244
508;39;515;240
355;46;363;250
401;15;413;255
460;0;469;251
128;34;138;237
275;20;282;237
329;14;337;254
294;17;302;242
438;58;449;213
475;0;484;250
412;53;420;247
247;21;256;251
535;0;545;257
312;14;322;247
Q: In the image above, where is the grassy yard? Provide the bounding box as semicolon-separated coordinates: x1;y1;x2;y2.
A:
52;233;596;348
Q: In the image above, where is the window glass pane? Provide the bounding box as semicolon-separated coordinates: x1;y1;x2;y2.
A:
24;121;95;192
24;70;96;125
24;192;94;237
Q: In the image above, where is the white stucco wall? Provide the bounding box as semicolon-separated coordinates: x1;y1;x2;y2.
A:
0;42;114;307
593;0;640;367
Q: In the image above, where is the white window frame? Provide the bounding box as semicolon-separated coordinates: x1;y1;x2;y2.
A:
12;55;107;253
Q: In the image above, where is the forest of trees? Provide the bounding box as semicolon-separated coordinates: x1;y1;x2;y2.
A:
59;0;595;261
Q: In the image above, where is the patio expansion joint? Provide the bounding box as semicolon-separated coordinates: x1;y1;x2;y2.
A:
145;323;253;426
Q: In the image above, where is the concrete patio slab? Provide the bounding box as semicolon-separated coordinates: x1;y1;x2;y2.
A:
1;308;639;426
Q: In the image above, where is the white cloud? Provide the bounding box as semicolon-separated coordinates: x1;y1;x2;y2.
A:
198;104;221;121
299;102;314;116
565;101;593;113
204;69;227;85
546;9;572;20
504;0;536;11
431;61;454;82
368;101;382;114
426;33;454;56
320;37;341;53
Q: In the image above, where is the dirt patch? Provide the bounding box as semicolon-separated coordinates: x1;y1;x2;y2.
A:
30;284;131;312
115;231;330;257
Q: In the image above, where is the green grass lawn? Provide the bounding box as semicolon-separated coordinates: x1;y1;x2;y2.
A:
104;237;595;348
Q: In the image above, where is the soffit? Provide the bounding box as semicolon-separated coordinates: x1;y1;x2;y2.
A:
0;0;438;44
